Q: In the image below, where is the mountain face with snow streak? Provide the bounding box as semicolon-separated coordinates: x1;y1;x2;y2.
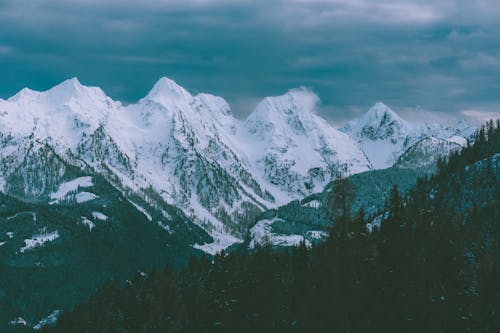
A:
243;88;371;199
0;79;476;254
341;102;475;169
0;78;371;254
394;137;462;170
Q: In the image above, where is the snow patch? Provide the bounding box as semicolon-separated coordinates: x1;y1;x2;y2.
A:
20;231;59;253
447;135;467;146
249;218;310;249
91;211;108;221
157;221;172;233
81;217;95;231
0;241;6;247
9;317;27;326
367;214;385;233
193;232;243;255
75;192;98;203
302;199;321;208
306;230;328;239
33;310;60;330
128;200;152;221
50;176;93;200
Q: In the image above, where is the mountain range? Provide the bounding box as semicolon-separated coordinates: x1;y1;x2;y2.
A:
0;77;481;331
0;78;475;253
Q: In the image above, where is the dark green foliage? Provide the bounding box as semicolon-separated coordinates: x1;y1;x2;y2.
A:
46;121;499;333
0;174;208;332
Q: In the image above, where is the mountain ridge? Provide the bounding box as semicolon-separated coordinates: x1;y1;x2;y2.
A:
0;77;477;253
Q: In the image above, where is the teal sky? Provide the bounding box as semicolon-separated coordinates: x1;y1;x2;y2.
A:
1;0;499;125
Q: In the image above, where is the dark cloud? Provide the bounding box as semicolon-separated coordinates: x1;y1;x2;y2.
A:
0;0;499;125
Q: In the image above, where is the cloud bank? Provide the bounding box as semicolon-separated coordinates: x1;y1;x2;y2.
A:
0;0;499;125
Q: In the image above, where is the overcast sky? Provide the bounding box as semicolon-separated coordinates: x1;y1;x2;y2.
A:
1;0;499;125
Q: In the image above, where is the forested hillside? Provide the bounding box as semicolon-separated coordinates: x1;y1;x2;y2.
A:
45;120;499;333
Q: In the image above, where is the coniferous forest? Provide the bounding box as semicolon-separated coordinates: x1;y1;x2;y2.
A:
45;121;499;333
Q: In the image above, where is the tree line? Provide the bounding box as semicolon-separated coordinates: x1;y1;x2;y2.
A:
45;120;499;333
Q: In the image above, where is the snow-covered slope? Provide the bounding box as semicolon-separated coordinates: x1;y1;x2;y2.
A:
341;102;476;169
243;88;372;200
0;79;476;254
394;137;462;170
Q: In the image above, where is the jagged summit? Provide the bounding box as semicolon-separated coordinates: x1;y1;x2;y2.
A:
341;102;412;141
253;88;319;116
243;88;371;198
142;77;193;106
340;103;414;169
193;93;232;116
245;88;320;139
7;87;40;103
0;78;478;254
454;119;475;137
7;77;112;106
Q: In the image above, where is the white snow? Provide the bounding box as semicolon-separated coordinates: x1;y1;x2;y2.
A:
91;211;108;221
75;192;98;203
33;310;60;330
341;102;475;169
20;231;59;253
6;232;14;239
9;317;27;326
157;221;172;233
0;241;6;247
49;176;93;203
243;88;372;200
193;232;243;255
302;199;322;208
249;218;311;249
81;217;95;231
306;230;328;239
447;135;467;146
367;214;385;233
0;78;478;254
128;200;153;221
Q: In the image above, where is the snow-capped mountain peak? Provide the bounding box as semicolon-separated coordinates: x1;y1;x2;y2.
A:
0;78;479;255
8;78;111;105
142;77;193;107
342;102;412;141
454;119;475;137
7;87;40;103
256;87;319;117
341;103;477;169
193;93;232;116
245;88;320;139
243;88;371;200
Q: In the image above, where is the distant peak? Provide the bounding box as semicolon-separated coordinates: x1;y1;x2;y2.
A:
254;87;320;118
456;119;471;128
366;102;398;118
341;102;411;140
6;78;111;107
143;77;192;104
193;93;232;116
8;87;39;102
49;77;84;93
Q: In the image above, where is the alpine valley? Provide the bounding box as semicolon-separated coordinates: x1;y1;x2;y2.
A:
0;77;477;330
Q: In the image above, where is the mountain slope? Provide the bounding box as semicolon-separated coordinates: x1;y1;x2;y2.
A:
243;88;371;200
341;102;475;169
0;172;209;332
0;79;478;254
44;122;499;333
0;79;374;253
